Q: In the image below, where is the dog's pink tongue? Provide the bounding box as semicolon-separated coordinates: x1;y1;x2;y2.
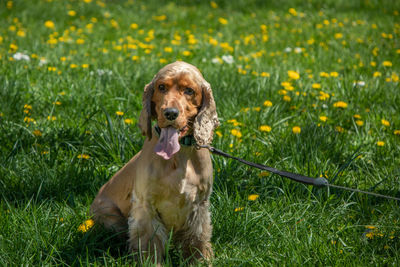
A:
155;126;180;160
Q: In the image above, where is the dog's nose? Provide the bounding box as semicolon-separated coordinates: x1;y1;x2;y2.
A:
163;108;179;121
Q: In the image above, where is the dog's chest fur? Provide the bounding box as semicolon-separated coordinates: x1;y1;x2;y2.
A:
133;147;212;232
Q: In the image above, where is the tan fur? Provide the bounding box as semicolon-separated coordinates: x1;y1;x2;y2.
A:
90;61;218;264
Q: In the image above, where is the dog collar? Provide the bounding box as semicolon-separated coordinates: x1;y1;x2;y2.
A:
154;125;196;147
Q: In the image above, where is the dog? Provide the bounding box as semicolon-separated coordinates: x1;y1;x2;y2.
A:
90;61;219;264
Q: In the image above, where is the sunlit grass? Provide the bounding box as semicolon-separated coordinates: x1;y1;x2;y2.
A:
1;0;400;265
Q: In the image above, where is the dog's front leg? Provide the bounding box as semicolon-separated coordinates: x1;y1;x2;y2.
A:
128;202;168;265
177;203;214;263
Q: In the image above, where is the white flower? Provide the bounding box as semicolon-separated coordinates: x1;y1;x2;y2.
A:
211;57;222;64
284;47;292;53
221;55;234;64
13;52;30;61
39;58;48;66
294;47;302;54
353;81;365;87
90;69;113;76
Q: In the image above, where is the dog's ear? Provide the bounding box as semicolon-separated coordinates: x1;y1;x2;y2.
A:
193;81;219;146
138;81;155;140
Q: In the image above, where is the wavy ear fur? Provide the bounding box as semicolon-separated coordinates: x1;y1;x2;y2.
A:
193;81;219;146
138;81;155;140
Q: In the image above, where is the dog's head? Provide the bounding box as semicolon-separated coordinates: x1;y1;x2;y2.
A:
138;61;219;159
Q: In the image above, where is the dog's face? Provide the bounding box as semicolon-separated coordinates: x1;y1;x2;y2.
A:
151;71;203;138
139;61;219;151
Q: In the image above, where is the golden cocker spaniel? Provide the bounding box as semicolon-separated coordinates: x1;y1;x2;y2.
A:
90;61;219;264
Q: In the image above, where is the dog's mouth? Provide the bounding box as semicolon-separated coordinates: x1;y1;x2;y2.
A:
154;125;190;160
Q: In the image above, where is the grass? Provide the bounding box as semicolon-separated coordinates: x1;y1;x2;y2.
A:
1;0;400;265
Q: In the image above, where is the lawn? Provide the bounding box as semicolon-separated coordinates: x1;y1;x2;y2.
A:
1;0;400;265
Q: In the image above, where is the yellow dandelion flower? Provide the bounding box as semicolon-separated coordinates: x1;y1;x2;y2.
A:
70;64;78;68
220;42;234;52
124;118;133;124
312;83;321;89
44;20;55;29
260;72;270;77
319;116;327;122
382;61;392;67
210;1;218;8
153;15;167;21
77;154;90;159
164;46;173;53
287;70;300;80
227;119;243;126
381;119;390;126
376;141;385;147
365;225;376;230
218;17;228;25
24;104;32;110
330;72;339;77
373;71;381;77
288;8;297;16
215;130;222;137
47;116;56;121
33;130;42;137
391;73;399;82
394;130;400;135
320;72;330;77
259;125;271;132
353;114;361;119
24;117;35;123
9;43;18;51
17;30;26;37
182;50;192;56
76;38;85;44
130;23;138;29
116;111;124;116
248;194;259;201
333;101;348;108
356;120;364;126
263;100;273;107
335;126;345;133
78;219;94;233
234;207;244;212
292;126;301;134
319;91;330;101
283;95;291;102
231;129;242;138
334;33;343;39
68;10;76;16
365;232;374;239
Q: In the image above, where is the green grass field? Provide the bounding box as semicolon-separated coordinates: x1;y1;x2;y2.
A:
1;0;400;265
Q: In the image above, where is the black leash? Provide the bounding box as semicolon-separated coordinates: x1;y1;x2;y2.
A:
197;145;400;201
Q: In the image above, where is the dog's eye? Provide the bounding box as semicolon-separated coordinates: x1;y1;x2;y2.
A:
158;84;166;92
184;87;194;95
